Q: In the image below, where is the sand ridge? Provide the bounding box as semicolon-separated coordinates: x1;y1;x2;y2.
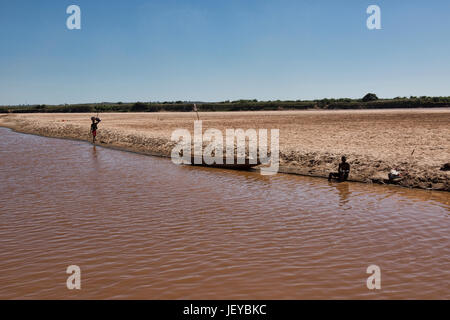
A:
1;109;449;191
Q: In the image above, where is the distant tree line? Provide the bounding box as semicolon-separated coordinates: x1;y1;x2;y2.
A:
1;95;450;113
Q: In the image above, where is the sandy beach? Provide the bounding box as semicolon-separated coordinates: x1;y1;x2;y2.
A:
1;109;449;191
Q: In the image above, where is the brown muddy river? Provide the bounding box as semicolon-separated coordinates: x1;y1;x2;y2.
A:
0;127;448;299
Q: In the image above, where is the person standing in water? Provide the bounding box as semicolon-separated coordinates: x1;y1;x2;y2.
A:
90;116;101;143
328;156;350;182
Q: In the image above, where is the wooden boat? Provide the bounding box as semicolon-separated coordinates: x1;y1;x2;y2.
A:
189;155;261;170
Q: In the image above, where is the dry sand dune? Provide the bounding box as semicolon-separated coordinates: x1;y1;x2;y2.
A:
1;109;449;191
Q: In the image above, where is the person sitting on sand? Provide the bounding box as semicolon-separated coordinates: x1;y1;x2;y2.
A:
328;156;350;182
90;117;101;143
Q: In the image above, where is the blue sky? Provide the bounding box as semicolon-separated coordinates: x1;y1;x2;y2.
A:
0;0;449;105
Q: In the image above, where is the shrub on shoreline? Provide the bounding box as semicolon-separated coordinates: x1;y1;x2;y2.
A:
1;96;449;113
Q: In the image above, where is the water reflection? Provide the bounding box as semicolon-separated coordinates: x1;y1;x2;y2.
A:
332;182;351;207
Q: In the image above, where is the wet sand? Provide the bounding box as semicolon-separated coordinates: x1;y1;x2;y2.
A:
1;109;449;191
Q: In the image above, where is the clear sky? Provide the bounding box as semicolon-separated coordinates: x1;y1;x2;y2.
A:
1;0;449;105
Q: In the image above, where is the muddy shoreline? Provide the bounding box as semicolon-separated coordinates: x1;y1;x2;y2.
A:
1;110;448;191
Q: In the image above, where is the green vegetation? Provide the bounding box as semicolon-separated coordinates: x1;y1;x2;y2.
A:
362;93;379;102
1;95;450;113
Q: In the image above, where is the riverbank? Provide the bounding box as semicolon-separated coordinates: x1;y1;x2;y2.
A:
1;109;449;191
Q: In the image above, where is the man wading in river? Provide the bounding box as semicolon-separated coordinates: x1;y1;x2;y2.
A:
90;117;101;144
328;156;350;182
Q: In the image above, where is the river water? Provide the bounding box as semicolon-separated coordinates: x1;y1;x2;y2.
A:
0;127;448;299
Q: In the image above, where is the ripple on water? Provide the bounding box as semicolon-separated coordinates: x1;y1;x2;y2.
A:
0;127;449;299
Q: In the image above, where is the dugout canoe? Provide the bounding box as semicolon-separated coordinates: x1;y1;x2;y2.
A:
189;155;261;170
